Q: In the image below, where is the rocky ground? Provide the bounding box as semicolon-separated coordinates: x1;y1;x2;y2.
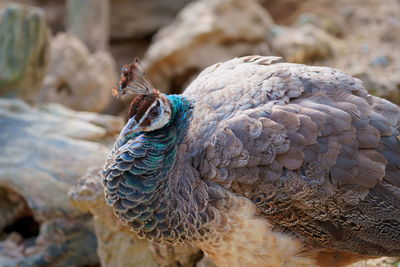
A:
0;0;399;266
266;0;400;105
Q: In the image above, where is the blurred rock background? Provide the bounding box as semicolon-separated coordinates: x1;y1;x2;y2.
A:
0;0;399;266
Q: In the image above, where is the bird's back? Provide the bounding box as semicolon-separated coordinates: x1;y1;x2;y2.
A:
182;56;400;256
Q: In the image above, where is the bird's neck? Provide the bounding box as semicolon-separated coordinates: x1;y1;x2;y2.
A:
112;94;194;240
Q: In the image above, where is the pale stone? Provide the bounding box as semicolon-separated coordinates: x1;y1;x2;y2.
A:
1;0;195;40
270;24;339;64
143;0;274;93
38;33;117;112
109;0;194;40
0;98;123;266
0;98;123;217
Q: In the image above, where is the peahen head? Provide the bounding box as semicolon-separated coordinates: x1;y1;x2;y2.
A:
113;59;173;137
121;92;172;136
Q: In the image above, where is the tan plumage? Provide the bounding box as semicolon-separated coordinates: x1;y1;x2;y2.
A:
105;56;400;267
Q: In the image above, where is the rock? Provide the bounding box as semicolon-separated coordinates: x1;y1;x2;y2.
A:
109;39;150;70
0;98;123;212
2;0;195;41
269;24;339;64
258;0;302;25
353;71;400;106
69;168;203;267
66;0;110;52
69;168;160;267
0;233;25;264
370;55;391;67
294;13;344;37
0;218;99;267
150;242;202;266
0;3;49;103
143;0;274;93
38;33;117;112
0;188;28;231
2;0;195;80
0;98;124;267
0;0;65;34
41;103;124;136
348;257;400;267
94;216;159;267
196;256;217;267
109;0;195;40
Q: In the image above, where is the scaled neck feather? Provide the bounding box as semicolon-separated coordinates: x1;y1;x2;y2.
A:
105;94;194;241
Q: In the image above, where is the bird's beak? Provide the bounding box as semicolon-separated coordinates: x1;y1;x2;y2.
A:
119;117;141;138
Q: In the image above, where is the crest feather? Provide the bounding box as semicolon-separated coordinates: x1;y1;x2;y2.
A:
113;58;155;97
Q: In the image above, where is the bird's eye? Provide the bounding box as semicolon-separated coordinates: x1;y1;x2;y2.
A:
148;106;159;119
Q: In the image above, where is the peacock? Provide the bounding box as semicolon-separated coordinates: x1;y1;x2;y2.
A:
103;56;400;267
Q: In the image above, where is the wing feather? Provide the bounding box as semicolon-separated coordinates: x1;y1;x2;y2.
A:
184;56;400;255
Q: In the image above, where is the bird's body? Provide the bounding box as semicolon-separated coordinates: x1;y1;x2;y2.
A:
104;56;400;267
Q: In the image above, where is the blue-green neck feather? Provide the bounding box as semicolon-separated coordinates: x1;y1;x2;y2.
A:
105;94;193;238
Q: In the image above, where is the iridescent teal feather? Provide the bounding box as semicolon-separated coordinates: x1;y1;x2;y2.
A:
103;95;193;238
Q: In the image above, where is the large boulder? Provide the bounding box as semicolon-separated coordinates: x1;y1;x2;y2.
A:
0;4;49;103
38;33;117;113
269;24;339;64
0;98;123;266
143;0;274;93
1;0;195;41
109;0;194;40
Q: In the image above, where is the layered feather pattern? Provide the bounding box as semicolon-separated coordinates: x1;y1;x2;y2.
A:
183;56;400;256
103;95;193;240
104;56;400;266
